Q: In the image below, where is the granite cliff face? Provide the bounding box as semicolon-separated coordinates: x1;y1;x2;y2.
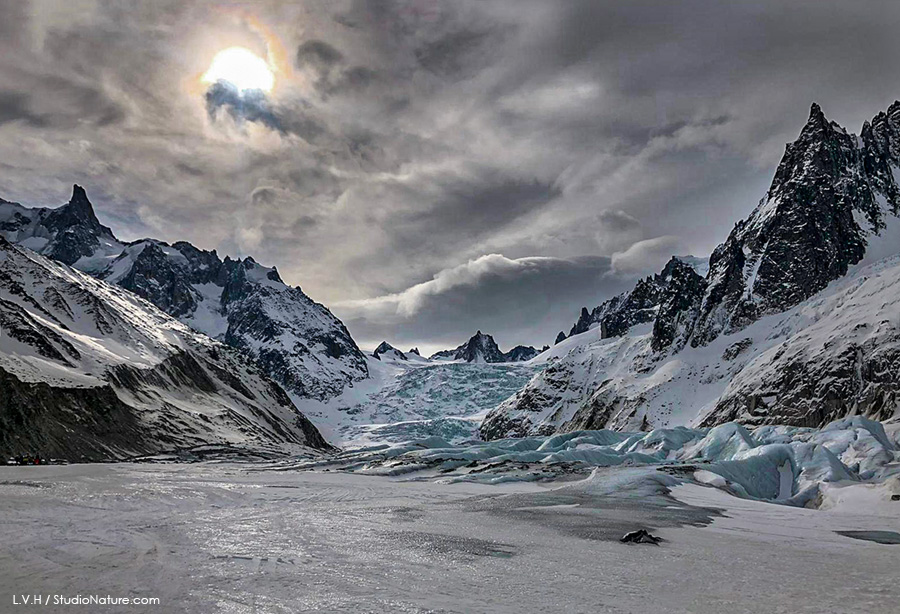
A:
482;101;900;440
692;104;883;345
566;257;706;348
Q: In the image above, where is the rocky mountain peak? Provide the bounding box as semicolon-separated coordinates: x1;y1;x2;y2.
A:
861;101;900;219
691;101;889;345
68;184;93;214
1;186;370;402
373;341;407;360
570;273;664;340
504;345;540;362
44;184;108;233
796;102;849;148
562;94;900;351
430;331;536;363
20;185;117;266
806;101;827;126
660;255;690;280
457;331;504;363
650;258;707;352
114;241;201;318
563;256;707;349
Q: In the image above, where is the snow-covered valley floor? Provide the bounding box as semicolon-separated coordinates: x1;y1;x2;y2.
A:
1;456;898;613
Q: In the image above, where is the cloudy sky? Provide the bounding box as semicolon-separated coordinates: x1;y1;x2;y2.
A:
2;0;899;354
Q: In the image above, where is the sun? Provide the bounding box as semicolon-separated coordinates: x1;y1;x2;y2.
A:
202;47;275;92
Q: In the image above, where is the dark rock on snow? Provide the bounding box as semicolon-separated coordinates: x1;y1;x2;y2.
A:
429;331;538;363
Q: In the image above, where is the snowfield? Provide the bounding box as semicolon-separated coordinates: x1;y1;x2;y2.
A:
0;455;897;612
2;418;897;613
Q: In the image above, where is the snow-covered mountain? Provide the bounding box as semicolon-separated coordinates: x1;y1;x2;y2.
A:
0;186;368;401
430;331;503;362
566;256;708;344
504;345;541;362
430;331;539;363
481;101;900;439
372;341;408;361
0;236;329;460
0;185;120;267
692;103;891;345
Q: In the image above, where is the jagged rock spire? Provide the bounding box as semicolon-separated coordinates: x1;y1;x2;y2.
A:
808;101;824;122
691;100;877;345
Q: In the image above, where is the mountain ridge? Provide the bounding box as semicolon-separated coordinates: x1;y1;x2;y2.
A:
481;99;900;440
0;187;369;402
0;235;330;460
430;331;539;363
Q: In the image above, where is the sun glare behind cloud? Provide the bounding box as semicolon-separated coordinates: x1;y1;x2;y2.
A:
202;47;274;92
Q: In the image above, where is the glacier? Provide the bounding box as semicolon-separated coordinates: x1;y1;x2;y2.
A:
1;416;897;613
292;353;536;447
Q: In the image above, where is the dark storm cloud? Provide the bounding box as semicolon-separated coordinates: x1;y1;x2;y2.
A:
295;39;375;96
296;40;344;70
327;65;376;95
597;210;640;234
0;2;28;43
333;254;631;353
2;0;900;349
0;73;125;129
205;80;324;142
414;28;498;79
400;176;561;241
0;92;47;127
205;80;282;131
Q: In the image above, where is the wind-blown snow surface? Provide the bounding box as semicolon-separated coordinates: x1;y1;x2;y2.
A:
293;355;536;446
1;419;897;613
482;252;900;439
